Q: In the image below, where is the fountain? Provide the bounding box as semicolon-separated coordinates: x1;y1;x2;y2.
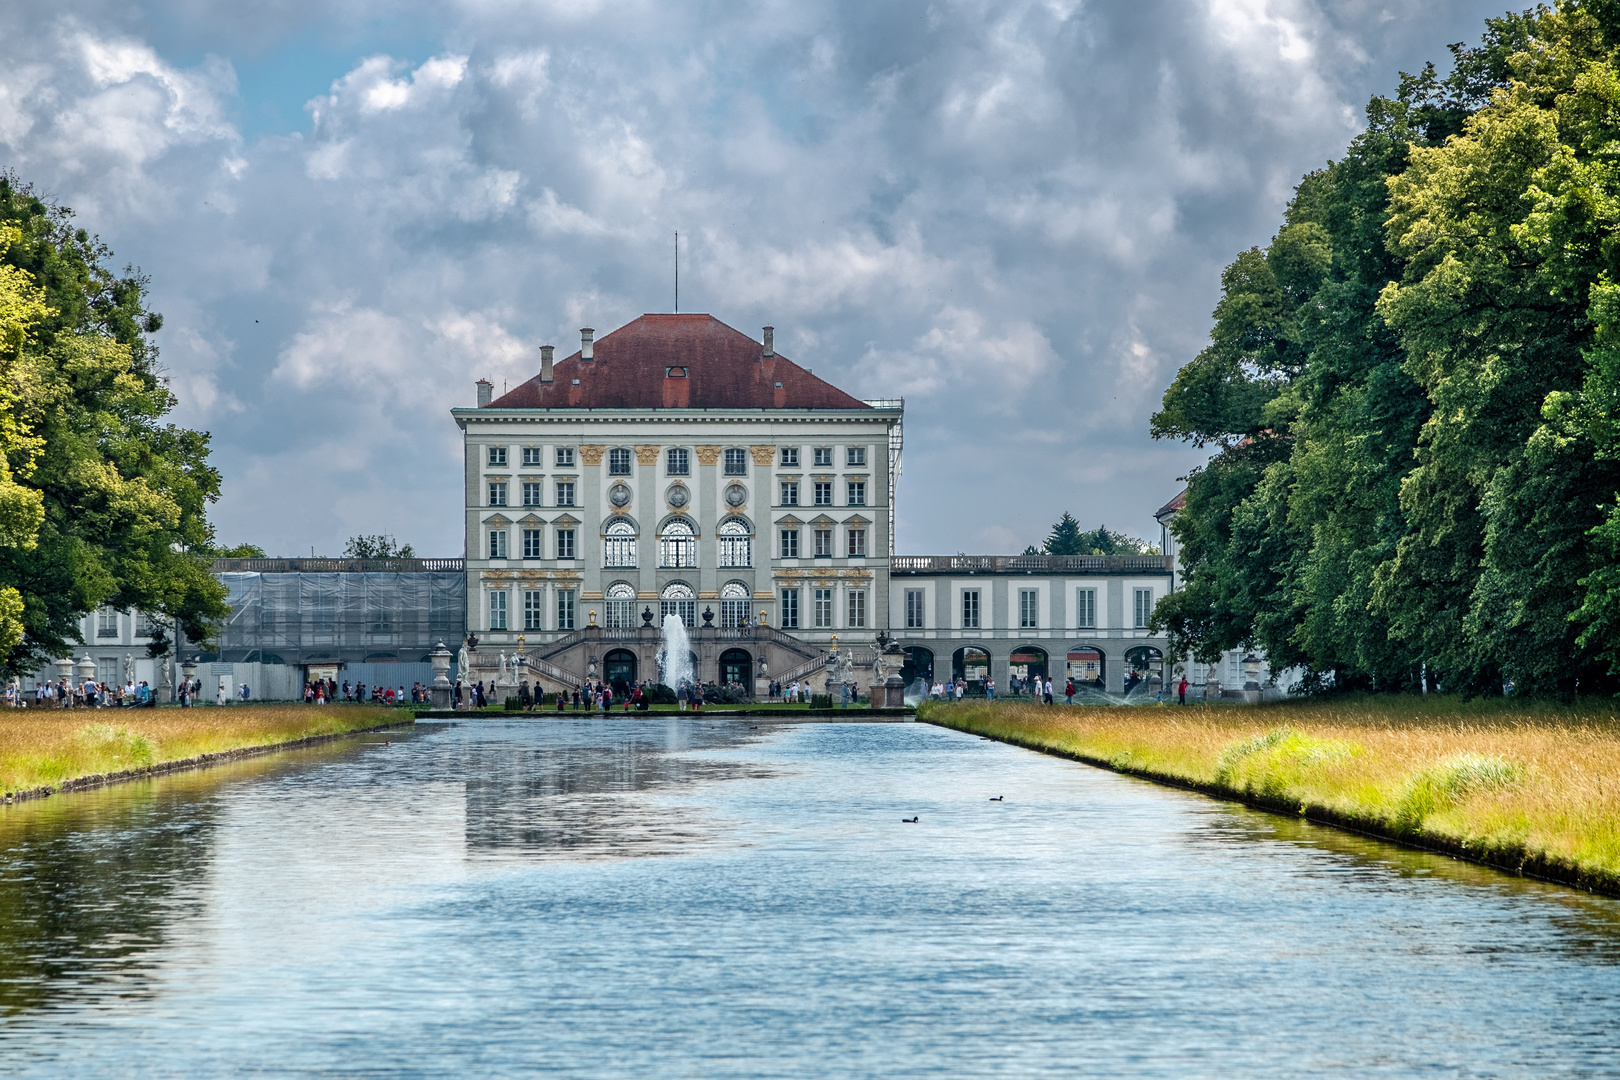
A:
655;614;694;693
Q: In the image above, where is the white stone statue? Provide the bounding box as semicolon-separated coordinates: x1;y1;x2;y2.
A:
457;642;470;681
122;655;134;686
498;651;509;684
842;655;855;687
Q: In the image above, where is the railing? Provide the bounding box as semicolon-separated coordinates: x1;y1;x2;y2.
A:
889;554;1172;574
213;557;465;573
515;654;582;690
775;652;831;686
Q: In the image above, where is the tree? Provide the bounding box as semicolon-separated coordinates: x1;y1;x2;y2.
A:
1149;6;1620;695
1033;512;1156;556
343;534;415;560
0;176;228;674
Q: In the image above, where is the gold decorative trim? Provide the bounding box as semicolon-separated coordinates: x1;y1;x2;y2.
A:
635;444;661;465
582;591;604;600
638;591;659;599
485;514;511;528
699;591;719;599
694;445;722;466
750;445;776;466
579;445;605;465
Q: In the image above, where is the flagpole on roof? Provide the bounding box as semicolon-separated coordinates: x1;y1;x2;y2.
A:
674;231;679;313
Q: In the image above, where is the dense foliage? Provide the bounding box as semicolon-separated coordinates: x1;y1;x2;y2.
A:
1152;3;1620;695
1028;512;1156;556
0;176;227;674
343;534;415;559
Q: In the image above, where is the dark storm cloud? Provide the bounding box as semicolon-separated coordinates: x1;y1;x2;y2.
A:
0;0;1511;554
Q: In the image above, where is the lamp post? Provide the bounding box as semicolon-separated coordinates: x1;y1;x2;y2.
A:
1242;653;1262;704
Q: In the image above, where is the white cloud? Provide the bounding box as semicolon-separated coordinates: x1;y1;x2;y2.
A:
0;0;1512;556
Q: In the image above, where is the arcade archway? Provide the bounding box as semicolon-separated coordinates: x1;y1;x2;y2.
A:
1125;645;1165;697
1009;646;1048;694
719;648;752;690
901;646;934;687
952;646;989;691
603;649;638;695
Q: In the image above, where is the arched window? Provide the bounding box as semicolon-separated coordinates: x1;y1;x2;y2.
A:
604;520;637;568
605;581;637;628
720;580;751;628
718;518;752;568
660;581;696;628
660;519;697;568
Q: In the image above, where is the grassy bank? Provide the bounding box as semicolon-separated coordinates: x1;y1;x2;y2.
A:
0;705;402;798
920;697;1620;895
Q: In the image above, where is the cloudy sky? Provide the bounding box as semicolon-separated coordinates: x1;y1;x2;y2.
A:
1;0;1511;557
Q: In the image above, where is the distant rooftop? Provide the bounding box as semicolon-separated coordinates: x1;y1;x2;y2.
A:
484;314;871;411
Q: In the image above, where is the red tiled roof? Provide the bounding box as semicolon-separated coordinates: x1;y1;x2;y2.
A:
485;314;870;410
1154;489;1188;521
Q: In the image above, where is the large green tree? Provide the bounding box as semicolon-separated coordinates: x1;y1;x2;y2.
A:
1146;10;1619;692
0;176;228;674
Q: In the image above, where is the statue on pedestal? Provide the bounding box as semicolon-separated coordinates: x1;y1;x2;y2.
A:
498;652;509;684
457;640;471;681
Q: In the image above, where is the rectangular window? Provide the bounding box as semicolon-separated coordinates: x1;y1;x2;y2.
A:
524;590;544;631
724;447;747;475
522;529;542;559
1076;588;1097;629
780;588;800;629
489;590;508;630
847;589;867;628
488;481;507;507
814;528;833;556
846;446;866;466
847;481;866;507
780;528;799;558
605;596;635;628
555;447;575;467
136;612;157;638
813;481;833;506
847;528;867;557
780;447;799;467
603;530;637;567
557;590;576;631
522;481;542;507
780;480;799;506
522;447;542;466
488;446;507;467
556;529;576;560
905;589;925;629
1134;587;1153;628
667;447;689;475
962;589;981;629
813;446;833;467
97;609;119;638
814;588;834;628
556;481;575;507
608;447;632;475
488;530;508;559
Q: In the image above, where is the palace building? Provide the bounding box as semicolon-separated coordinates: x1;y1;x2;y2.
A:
455;313;1181;698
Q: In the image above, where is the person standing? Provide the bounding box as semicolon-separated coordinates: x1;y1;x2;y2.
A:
1065;679;1075;706
1178;675;1188;705
986;678;995;702
1043;677;1054;705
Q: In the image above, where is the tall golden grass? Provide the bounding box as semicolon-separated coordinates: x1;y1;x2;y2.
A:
0;704;401;795
921;696;1620;892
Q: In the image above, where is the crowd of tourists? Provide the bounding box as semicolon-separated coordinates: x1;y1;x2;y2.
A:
4;676;219;708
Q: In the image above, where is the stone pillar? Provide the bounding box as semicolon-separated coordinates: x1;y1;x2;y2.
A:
429;640;453;710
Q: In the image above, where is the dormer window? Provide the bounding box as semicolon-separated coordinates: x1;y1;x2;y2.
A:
666;366;687;378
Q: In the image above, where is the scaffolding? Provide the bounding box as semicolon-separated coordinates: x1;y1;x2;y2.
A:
215;571;466;665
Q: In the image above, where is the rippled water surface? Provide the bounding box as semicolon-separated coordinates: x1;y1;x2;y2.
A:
1;717;1618;1077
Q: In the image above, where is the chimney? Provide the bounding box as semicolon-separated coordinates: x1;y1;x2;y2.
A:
540;344;554;383
476;379;493;407
580;327;595;361
762;326;774;358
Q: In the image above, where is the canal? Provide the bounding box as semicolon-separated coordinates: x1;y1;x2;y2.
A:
2;717;1618;1076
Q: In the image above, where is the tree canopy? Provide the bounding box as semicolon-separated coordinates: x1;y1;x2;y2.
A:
1151;3;1620;695
1030;512;1156;556
0;175;228;674
343;534;415;560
